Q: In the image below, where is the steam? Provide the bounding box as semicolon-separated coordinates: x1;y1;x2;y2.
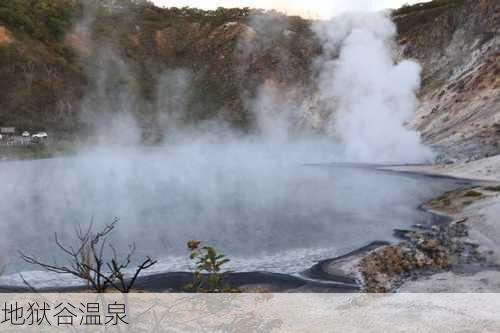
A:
235;11;434;163
0;8;443;281
82;46;142;146
73;11;143;146
312;12;434;163
72;8;433;163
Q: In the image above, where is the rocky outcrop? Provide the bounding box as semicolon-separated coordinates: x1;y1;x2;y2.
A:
359;218;482;292
357;185;500;292
394;0;500;162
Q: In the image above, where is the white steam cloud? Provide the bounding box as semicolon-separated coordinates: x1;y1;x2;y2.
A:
313;12;434;163
245;11;434;163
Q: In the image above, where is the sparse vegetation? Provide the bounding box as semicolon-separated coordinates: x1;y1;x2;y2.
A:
484;186;500;192
20;219;157;293
184;240;239;293
393;0;465;16
391;0;466;37
427;187;487;212
464;190;483;197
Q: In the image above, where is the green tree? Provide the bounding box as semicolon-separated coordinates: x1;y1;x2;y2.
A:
0;0;78;40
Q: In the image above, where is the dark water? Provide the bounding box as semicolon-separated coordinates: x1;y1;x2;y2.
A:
0;147;465;285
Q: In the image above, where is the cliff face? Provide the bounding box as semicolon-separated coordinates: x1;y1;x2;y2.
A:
0;0;498;158
394;0;500;162
76;8;317;136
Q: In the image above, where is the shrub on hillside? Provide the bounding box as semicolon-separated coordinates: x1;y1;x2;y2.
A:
0;0;77;40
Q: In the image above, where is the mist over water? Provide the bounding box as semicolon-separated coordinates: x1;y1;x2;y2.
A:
0;10;446;284
0;148;459;279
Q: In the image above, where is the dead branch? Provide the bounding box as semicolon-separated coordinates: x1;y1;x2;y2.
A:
19;218;156;293
18;273;38;293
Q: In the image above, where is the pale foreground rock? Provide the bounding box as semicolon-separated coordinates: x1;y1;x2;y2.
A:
382;161;500;292
400;270;500;292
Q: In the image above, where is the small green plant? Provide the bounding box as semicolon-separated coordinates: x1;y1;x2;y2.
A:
484;186;500;192
184;240;239;293
464;190;482;198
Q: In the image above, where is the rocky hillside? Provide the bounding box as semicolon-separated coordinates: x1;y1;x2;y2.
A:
0;2;317;141
0;0;86;135
0;0;498;154
394;0;500;162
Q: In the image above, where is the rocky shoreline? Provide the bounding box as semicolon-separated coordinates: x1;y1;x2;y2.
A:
352;185;500;292
298;179;500;293
358;217;483;292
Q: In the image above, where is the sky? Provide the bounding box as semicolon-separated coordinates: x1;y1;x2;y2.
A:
151;0;427;18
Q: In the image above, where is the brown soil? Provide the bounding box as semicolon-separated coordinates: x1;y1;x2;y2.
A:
0;26;13;44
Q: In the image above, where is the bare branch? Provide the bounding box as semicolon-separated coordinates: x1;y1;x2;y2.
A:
19;273;38;293
20;219;156;293
125;257;158;293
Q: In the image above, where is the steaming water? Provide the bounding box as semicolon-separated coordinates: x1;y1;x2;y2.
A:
0;145;464;287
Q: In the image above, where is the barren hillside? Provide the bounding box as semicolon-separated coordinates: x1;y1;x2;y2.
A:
394;0;500;162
